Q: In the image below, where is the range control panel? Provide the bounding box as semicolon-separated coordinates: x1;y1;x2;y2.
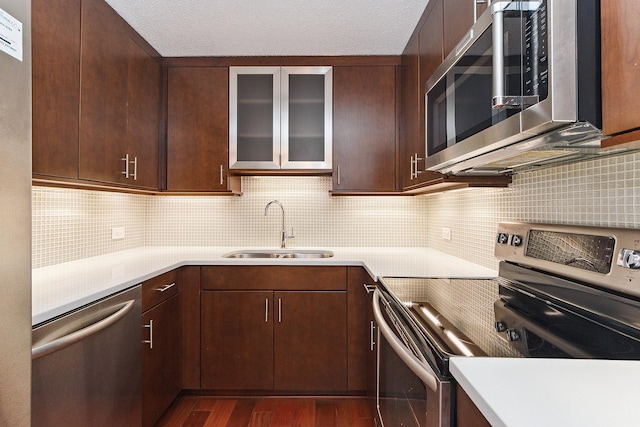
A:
495;222;640;298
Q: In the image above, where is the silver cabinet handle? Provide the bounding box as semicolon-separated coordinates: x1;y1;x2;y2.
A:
144;319;153;349
32;299;135;360
413;152;423;179
130;156;138;180
265;299;269;323
278;298;282;323
157;282;176;292
410;155;415;180
220;164;224;186
121;154;130;178
336;165;341;186
372;289;438;392
363;283;376;294
370;320;376;351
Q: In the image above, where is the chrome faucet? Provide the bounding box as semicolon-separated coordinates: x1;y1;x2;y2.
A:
264;200;295;248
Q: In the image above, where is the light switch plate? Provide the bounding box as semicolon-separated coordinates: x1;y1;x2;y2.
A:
442;227;452;241
112;227;125;240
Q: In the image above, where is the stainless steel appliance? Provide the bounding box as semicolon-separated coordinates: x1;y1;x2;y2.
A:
32;286;142;426
423;0;621;175
493;222;640;358
373;285;486;427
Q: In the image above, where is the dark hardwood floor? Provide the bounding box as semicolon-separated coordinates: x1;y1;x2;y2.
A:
155;395;376;427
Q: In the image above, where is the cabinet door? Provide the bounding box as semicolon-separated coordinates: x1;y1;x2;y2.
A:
229;67;281;169
201;291;274;390
419;0;444;89
602;0;640;136
281;67;333;170
443;0;476;59
125;38;160;189
167;67;231;191
333;66;398;192
79;0;129;185
274;291;347;391
142;294;180;427
32;0;80;179
347;267;376;392
400;32;423;189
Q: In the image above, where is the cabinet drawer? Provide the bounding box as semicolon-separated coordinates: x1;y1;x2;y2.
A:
201;266;346;291
142;270;178;312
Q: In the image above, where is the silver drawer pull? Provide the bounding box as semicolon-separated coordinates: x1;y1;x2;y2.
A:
157;282;176;292
363;283;376;294
144;319;153;349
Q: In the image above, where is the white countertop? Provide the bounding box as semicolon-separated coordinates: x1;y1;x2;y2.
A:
32;246;497;326
451;357;640;427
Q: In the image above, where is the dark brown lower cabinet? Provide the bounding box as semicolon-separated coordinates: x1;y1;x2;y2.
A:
456;383;491;427
142;293;180;427
200;287;348;392
201;291;274;390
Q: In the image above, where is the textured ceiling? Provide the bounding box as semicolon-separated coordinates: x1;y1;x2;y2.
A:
104;0;430;57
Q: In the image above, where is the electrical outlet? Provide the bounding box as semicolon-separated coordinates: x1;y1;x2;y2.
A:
442;227;452;241
112;227;125;240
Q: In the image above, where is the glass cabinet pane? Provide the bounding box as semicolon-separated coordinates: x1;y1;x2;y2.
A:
236;74;274;162
281;67;332;169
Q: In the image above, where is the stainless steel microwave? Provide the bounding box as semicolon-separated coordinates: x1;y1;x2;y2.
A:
424;0;606;175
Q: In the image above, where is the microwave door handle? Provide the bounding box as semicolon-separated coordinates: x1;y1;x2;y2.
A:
372;289;439;392
491;1;506;109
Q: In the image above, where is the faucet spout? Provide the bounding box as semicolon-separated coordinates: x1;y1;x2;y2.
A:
264;200;295;248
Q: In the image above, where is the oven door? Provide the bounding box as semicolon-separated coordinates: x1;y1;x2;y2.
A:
373;289;452;427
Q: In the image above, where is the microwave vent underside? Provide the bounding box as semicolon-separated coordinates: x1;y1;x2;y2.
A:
476;150;577;170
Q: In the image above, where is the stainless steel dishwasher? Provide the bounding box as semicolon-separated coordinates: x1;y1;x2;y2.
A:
32;286;142;427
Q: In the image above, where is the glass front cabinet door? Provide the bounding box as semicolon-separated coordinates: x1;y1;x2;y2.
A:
229;66;332;170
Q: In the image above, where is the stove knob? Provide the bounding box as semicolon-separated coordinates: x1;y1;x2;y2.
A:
621;249;640;270
510;235;523;247
494;321;507;333
506;329;521;342
497;233;509;244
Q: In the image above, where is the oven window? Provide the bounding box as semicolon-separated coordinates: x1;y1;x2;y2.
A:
378;327;427;426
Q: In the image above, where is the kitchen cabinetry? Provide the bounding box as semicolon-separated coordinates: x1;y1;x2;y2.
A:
332;66;399;193
347;268;377;396
141;270;181;427
33;0;161;190
167;67;240;193
601;0;640;147
32;0;80;180
229;66;333;171
456;384;491;427
79;0;160;189
200;266;348;392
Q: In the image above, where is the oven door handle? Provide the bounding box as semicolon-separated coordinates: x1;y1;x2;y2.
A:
373;289;439;392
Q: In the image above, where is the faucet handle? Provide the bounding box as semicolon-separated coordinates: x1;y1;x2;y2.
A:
286;227;295;239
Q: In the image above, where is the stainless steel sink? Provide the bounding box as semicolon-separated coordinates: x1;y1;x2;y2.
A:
223;250;334;259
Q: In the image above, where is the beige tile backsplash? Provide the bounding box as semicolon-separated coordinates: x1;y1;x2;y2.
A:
33;152;640;269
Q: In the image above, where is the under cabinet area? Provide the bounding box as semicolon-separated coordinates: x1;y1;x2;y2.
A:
141;270;181;427
229;66;333;171
200;266;348;392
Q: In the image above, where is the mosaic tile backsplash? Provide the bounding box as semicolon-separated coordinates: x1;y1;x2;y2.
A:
33;151;640;269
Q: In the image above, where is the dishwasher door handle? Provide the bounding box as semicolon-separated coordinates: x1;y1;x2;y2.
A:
31;299;136;360
373;289;439;392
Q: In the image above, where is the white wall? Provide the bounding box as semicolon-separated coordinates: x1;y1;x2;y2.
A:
0;0;32;424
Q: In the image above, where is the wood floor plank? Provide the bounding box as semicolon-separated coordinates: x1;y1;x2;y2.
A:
225;398;257;427
155;395;375;427
182;411;210;427
155;395;199;427
202;400;237;427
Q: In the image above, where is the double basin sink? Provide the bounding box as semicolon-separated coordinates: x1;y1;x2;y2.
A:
223;249;334;259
